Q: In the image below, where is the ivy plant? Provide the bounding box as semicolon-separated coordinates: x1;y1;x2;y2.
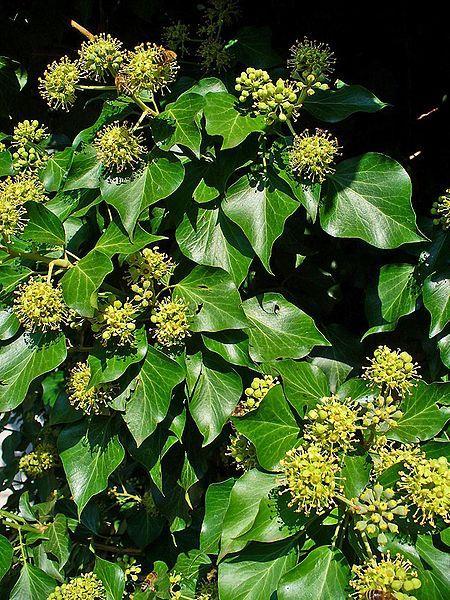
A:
0;9;449;600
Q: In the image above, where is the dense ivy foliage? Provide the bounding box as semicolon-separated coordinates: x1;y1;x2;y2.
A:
0;7;449;600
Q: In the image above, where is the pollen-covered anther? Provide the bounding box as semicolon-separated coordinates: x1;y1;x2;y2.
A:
78;33;124;80
233;375;278;416
289;129;340;183
18;442;58;478
93;298;137;346
128;246;175;283
305;395;360;452
13;277;70;332
119;43;179;94
94;122;145;172
399;455;450;527
254;78;299;124
47;573;106;600
363;346;421;396
431;189;450;230
67;362;111;416
38;56;80;111
279;444;341;515
150;296;190;347
350;553;421;599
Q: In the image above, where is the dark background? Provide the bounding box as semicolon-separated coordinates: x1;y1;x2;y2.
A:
0;0;448;216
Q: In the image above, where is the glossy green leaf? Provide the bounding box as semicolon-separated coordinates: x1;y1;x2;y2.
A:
63;146;101;191
94;557;126;600
0;309;19;340
423;270;450;337
378;263;420;323
200;478;235;554
41;147;74;192
272;360;329;415
202;330;254;368
44;514;71;568
341;455;372;499
22;202;66;246
10;564;56;600
152;93;205;155
0;534;13;581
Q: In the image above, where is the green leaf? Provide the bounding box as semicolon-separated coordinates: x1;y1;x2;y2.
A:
200;478;235;554
423;270;450;337
277;546;350;600
152;93;205;155
89;326;148;386
378;263;420;323
41;147;75;192
0;332;67;412
272;360;329;416
341;455;372;499
438;332;450;369
101;150;184;236
219;540;297;600
202;330;254;368
58;417;125;514
304;82;387;122
174;265;247;332
176;204;254;286
10;564;56;600
233;385;299;470
0;149;13;177
242;293;329;362
204;92;265;149
63;146;101;191
44;514;71;568
0;534;13;581
94;557;125;600
321;153;424;249
0;264;31;298
187;352;242;445
22;202;66;246
124;346;185;445
0;309;19;340
416;535;450;596
223;173;298;273
388;382;450;443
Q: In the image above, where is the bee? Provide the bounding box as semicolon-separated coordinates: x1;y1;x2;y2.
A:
365;591;396;600
156;47;177;64
114;73;129;93
141;571;158;592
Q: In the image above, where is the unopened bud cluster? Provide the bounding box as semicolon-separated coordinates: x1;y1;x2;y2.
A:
288;38;335;87
141;490;159;516
288;129;340;183
226;432;258;471
19;442;58;478
431;189;450;230
361;394;404;433
47;573;106;599
305;395;360;452
350;553;421;599
13;277;70;332
233;375;277;416
67;362;111;415
12;120;48;147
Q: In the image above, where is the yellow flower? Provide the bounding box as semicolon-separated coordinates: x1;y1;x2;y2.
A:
128;246;175;283
117;555;142;583
67;362;111;415
372;440;424;476
305;395;360;452
93;298;137;345
47;573;106;599
150;297;190;347
254;78;299;123
39;56;80;111
399;455;450;526
226;432;258;471
233;375;277;416
13;277;70;332
18;442;58;478
350;553;421;599
78;33;124;80
363;346;420;396
131;279;154;308
431;189;450;230
12;120;48;146
279;444;341;515
361;394;403;433
94;122;145;172
120;43;179;94
235;68;271;103
289;129;340;183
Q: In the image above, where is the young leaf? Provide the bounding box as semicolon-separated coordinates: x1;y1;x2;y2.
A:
423;270;450;337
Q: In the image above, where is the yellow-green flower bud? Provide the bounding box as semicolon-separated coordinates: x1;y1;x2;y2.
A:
226;432;258;471
431;189;450;230
131;279;154;308
289;129;340;183
350;553;421;599
67;362;111;415
128;246;175;283
117;554;142;583
288;38;335;84
39;56;80;111
362;394;404;434
13;277;70;332
119;43;179;94
0;173;47;208
93;298;137;346
279;444;341;515
12;144;48;172
399;455;450;527
363;346;420;396
94;122;145;173
12;120;48;147
233;375;277;416
78;33;124;80
305;394;360;452
235;67;271;103
150;296;190;347
254;78;299;124
47;573;106;599
372;440;424;476
18;442;58;478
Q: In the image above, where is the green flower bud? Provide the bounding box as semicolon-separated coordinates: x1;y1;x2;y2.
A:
128;246;175;283
161;22;191;56
304;394;361;452
431;189;450;230
12;120;48;147
94;298;138;346
226;432;258;471
19;442;58;478
233;375;278;416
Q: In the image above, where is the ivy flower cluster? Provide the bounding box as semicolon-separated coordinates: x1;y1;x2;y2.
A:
94;122;145;172
288;38;335;86
47;573;106;599
150;297;190;347
288;129;340;183
233;375;278;416
78;33;124;80
363;346;420;396
226;431;258;471
117;555;142;585
128;246;175;283
350;553;421;599
39;56;81;111
18;442;58;478
67;362;111;415
305;394;360;452
162;22;191;56
0;173;48;238
93;298;137;346
361;394;404;434
13;277;71;332
12;119;48;147
371;439;424;476
431;188;450;229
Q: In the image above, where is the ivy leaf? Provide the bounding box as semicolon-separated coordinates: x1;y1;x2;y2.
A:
219;540;297;600
271;360;329;416
202;330;254;368
0;309;19;341
277;546;350;600
58;417;125;515
44;514;71;568
0;332;67;412
304;81;388;122
378;263;420;323
101;150;184;236
187;352;242;446
152;93;205;155
233;385;299;471
94;557;126;600
123;346;185;446
438;332;450;369
423;270;450;337
174;265;248;332
176;204;254;286
204;92;265;149
200;478;235;554
321;153;424;249
40;147;75;192
0;149;13;176
0;534;13;581
242;293;329;362
389;382;450;443
10;564;56;600
63;146;101;191
22;202;66;246
341;455;372;499
223;173;298;273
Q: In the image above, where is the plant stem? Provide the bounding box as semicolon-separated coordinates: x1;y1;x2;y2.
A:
286;119;297;137
76;85;117;91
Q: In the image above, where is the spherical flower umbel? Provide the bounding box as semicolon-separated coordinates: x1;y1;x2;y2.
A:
0;180;26;238
12;145;48;172
67;362;111;415
94;122;145;172
12;120;48;147
233;375;277;416
288;38;335;84
18;442;58;478
372;440;424;476
350;553;421;599
120;43;179;94
363;346;420;396
279;444;341;515
399;455;450;526
78;33;124;80
305;395;360;452
39;56;80;110
13;277;70;332
141;490;159;516
226;432;258;471
150;296;190;347
0;173;47;207
47;573;106;600
254;78;299;123
361;394;404;434
93;298;137;345
289;129;340;183
431;189;450;230
351;484;408;545
162;22;191;56
235;68;271;103
128;246;175;283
